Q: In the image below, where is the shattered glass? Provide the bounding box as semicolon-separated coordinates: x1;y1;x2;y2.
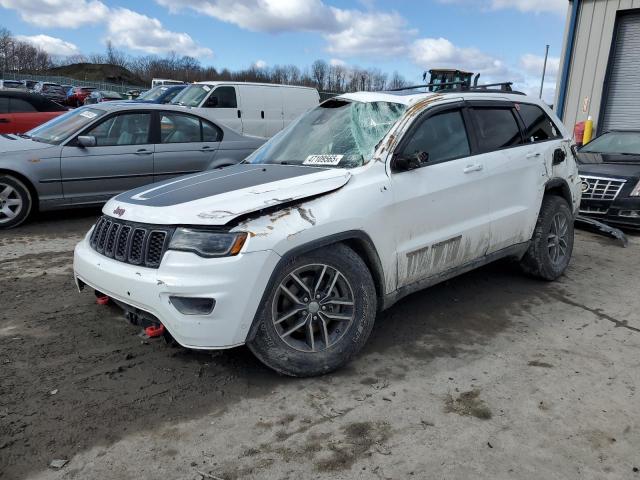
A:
247;99;406;168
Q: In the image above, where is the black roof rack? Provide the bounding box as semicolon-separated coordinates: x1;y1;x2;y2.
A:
385;81;525;95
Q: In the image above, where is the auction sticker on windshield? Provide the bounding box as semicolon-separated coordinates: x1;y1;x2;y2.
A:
303;154;344;166
79;111;97;119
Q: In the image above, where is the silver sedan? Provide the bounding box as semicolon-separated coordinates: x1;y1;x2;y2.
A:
0;103;265;228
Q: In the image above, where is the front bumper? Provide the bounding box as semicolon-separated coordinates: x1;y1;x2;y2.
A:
73;237;280;349
579;196;640;229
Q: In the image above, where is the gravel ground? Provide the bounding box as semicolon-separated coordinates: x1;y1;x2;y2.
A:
1;210;639;480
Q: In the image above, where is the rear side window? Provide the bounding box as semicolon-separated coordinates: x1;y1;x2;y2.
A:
9;98;36;113
517;103;561;142
471;108;522;151
208;86;237;108
0;97;8;114
401;109;470;163
202;120;222;142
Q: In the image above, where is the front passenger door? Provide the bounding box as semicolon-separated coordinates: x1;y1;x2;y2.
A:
60;111;154;203
390;105;492;288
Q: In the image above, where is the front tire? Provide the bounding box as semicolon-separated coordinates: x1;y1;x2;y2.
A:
520;195;574;280
0;174;32;229
248;244;377;377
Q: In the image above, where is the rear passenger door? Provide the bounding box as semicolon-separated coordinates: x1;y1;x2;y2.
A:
153;111;222;183
263;87;284;137
391;103;492;288
467;101;546;253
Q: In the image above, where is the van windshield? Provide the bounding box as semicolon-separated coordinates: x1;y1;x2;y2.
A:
171;84;211;107
246;99;406;169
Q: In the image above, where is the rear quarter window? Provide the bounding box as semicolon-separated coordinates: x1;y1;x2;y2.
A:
516;103;562;142
9;98;36;113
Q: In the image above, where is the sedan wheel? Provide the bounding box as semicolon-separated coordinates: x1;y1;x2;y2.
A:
0;175;32;229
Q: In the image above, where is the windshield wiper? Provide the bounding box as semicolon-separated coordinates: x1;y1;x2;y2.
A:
17;133;31;139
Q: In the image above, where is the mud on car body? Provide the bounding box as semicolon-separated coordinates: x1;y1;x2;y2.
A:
74;90;582;376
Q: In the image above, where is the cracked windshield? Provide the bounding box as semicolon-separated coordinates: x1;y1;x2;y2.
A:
247;99;406;168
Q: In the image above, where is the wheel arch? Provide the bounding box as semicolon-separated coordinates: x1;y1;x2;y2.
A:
245;230;386;342
544;177;573;209
0;168;39;212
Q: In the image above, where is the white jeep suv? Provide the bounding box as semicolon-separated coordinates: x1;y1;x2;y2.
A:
74;89;581;377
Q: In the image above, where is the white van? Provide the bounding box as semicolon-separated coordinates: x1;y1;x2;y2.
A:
170;82;320;138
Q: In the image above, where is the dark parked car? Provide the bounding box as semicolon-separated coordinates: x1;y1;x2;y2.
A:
132;84;186;104
33;82;67;103
0;90;67;134
84;90;125;104
577;130;640;228
67;86;96;107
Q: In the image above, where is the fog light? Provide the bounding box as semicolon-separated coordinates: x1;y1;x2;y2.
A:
169;296;215;315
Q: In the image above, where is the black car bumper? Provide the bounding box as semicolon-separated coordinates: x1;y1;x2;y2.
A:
579;196;640;228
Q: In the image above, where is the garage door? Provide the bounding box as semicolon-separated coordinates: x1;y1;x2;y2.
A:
601;11;640;131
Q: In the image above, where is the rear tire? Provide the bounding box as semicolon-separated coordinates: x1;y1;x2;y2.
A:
0;174;33;229
248;244;377;377
520;195;574;280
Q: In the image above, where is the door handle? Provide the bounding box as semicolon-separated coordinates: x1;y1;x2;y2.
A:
135;148;152;155
526;152;541;159
261;110;265;119
463;164;483;173
237;110;242;118
0;118;9;123
200;145;212;151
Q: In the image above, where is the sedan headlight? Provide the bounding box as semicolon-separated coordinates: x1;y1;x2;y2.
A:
168;228;247;257
631;179;640;197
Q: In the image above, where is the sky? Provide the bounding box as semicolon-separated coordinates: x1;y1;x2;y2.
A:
0;0;568;102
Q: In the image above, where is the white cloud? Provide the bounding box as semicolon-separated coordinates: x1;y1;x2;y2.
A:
410;37;515;79
15;34;80;56
326;9;415;57
0;0;108;28
105;8;213;57
156;0;413;58
520;53;560;77
254;59;267;68
157;0;340;33
329;58;347;66
438;0;566;15
0;0;211;57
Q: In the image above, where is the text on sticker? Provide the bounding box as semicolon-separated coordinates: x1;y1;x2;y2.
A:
303;154;344;166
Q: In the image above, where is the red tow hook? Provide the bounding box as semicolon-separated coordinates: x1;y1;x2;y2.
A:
145;324;165;338
96;295;110;305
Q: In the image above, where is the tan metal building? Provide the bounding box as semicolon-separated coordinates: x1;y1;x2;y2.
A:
556;0;640;134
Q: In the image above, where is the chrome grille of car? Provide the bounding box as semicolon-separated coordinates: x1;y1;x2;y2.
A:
90;216;174;268
580;175;626;201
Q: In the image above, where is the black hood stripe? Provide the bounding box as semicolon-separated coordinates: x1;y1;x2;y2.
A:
115;164;329;207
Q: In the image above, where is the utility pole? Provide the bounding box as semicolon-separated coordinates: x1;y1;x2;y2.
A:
539;44;549;99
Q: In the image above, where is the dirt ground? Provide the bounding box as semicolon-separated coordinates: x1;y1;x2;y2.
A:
1;210;639;480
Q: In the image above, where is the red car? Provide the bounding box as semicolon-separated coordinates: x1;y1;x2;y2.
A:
0;91;67;134
67;86;96;107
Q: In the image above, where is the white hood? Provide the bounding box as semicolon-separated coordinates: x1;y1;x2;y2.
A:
104;164;351;226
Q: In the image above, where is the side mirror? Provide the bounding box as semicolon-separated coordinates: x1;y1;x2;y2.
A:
205;96;219;108
393;151;429;171
77;135;96;148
